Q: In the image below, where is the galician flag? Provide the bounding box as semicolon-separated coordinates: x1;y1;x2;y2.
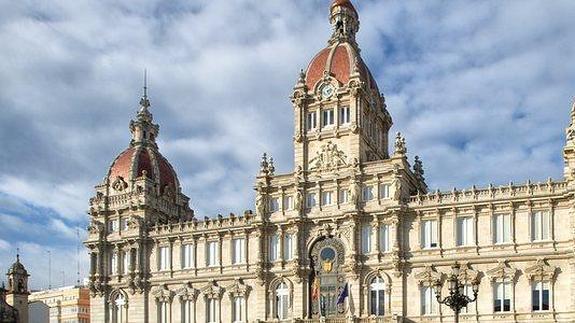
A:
337;283;349;305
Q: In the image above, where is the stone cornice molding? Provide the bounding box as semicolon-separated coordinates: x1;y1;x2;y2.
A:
524;258;558;282
176;282;197;302
415;265;442;287
486;260;517;283
226;279;251;299
200;280;223;300
152;283;174;302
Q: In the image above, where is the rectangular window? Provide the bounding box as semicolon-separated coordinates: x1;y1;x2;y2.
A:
306;112;317;131
233;297;244;323
207;299;217;323
493;214;511;244
269;234;280;262
110;252;118;275
340;106;351;124
232;238;245;265
379;225;390;253
159;246;170;271
532;282;550;311
379;184;390;199
182;300;193;323
120;218;128;231
207;241;219;267
158;301;169;323
494;281;511;312
122;250;130;275
283;196;293;211
457;217;474;246
283;234;294;260
306;193;316;208
339;189;349;204
461;285;474;313
109;220;118;232
421;286;436;315
269;198;280;213
182;244;194;269
531;211;550;241
361;224;372;254
321;191;333;206
362;185;374;202
421;220;438;249
322;109;335;127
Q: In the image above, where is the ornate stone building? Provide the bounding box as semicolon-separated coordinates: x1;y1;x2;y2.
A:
84;0;575;322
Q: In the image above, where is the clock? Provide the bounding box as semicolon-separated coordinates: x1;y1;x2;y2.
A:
321;84;335;99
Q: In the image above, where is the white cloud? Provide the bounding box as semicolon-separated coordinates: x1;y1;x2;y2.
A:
0;0;575;289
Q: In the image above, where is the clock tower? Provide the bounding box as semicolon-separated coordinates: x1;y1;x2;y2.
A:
292;0;392;174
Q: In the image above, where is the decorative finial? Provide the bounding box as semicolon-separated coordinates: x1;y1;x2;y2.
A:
259;153;269;175
414;156;425;182
298;69;306;84
268;157;275;175
16;248;20;262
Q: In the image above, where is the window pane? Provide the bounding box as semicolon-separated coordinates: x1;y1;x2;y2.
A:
542;212;549;240
362;225;371;253
532;289;540;311
542;289;549;311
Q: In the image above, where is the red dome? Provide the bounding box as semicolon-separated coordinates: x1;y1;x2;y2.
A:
107;146;179;193
305;42;379;93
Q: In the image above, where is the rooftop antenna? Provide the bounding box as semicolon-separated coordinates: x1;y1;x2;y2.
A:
47;250;52;289
143;68;148;98
76;227;80;286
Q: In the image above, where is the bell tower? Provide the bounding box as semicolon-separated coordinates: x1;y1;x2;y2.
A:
5;254;29;323
292;0;392;175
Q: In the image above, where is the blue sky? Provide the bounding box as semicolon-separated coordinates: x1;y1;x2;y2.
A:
0;0;574;290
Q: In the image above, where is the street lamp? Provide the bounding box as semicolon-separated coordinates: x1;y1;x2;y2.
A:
434;262;479;323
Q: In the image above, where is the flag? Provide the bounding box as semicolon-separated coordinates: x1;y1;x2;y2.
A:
312;276;320;301
337;283;349;305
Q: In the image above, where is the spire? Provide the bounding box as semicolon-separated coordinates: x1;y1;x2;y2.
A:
329;0;360;45
130;70;159;147
138;69;152;120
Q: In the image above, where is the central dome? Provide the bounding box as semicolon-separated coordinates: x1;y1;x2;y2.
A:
304;0;379;94
305;42;379;93
107;145;179;194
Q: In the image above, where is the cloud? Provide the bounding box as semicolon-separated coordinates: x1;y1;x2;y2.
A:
1;0;575;289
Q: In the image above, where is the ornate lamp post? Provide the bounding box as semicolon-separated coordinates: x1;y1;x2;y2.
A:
434;263;479;323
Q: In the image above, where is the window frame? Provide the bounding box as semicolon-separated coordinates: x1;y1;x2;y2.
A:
493;281;512;313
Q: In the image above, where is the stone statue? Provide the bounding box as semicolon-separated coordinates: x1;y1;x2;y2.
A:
349;180;360;205
394;132;407;156
255;193;266;216
294;190;303;212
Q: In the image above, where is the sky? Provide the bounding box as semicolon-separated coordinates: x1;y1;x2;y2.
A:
0;0;574;291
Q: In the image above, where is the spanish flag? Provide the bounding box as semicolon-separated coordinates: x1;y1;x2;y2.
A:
311;276;320;301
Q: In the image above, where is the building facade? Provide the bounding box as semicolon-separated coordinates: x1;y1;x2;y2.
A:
28;286;91;323
84;1;575;322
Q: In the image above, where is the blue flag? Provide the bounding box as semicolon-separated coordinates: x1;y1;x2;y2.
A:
337;283;349;305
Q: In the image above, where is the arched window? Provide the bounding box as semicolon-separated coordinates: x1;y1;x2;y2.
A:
275;282;289;320
370;277;385;316
112;293;127;323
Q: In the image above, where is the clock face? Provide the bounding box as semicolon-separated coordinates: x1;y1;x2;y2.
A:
321;84;334;99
